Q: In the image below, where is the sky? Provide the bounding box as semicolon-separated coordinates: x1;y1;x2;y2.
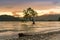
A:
0;0;60;17
0;0;60;11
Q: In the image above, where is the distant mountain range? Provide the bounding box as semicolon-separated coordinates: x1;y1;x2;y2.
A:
0;14;60;21
0;15;23;21
35;14;60;21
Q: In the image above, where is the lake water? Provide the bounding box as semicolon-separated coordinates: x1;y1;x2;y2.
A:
0;21;60;30
0;21;60;33
0;21;60;40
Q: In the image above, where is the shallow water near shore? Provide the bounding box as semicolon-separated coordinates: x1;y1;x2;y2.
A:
0;21;60;40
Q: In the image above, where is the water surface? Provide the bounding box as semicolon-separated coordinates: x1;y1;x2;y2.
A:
0;21;60;40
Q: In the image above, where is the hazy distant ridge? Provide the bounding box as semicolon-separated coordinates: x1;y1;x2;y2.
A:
0;14;60;21
35;14;60;21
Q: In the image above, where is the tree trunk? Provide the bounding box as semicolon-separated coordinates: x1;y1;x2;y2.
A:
32;17;35;24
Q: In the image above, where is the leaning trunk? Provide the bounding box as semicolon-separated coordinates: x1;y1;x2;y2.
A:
32;17;35;24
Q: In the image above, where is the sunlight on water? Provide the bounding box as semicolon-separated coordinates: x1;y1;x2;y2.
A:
0;21;60;31
0;21;60;40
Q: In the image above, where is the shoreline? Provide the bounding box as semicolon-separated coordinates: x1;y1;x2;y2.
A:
0;28;60;40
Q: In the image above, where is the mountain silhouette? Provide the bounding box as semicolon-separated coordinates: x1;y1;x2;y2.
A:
0;15;23;21
0;14;60;21
35;14;60;21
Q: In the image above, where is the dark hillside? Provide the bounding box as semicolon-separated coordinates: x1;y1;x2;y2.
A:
0;15;23;21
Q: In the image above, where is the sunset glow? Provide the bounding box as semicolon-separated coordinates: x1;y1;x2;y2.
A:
0;0;60;39
0;7;60;17
0;0;60;17
0;12;13;16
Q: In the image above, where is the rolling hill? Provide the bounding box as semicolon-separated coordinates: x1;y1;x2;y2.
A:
0;14;60;21
35;14;60;21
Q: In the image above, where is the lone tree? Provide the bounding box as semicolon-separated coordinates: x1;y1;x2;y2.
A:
23;8;37;24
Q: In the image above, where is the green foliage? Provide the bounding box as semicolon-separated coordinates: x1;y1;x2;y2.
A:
23;7;38;24
23;8;37;17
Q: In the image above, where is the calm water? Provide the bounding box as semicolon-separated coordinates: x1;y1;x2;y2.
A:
0;21;60;30
0;21;60;32
0;21;60;40
0;21;60;35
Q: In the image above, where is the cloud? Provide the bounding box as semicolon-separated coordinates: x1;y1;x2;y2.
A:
0;0;60;11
